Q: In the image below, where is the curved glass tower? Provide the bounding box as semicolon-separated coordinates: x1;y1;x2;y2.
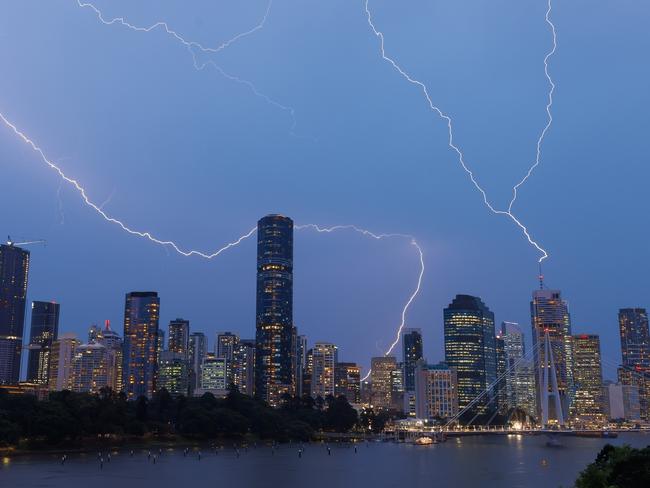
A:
255;214;294;405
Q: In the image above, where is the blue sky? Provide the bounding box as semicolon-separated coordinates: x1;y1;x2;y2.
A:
1;0;649;378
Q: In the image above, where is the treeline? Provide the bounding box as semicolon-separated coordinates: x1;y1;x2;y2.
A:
0;386;360;448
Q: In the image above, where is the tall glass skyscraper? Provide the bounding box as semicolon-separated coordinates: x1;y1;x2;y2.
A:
255;214;294;405
122;291;160;399
444;294;497;420
618;308;650;420
500;321;536;418
168;318;189;358
26;301;60;384
402;328;423;392
531;289;573;425
0;243;30;385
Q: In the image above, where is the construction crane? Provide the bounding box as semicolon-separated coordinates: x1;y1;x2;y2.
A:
6;236;46;247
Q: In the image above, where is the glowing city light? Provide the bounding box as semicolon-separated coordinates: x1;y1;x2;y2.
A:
1;110;424;374
363;0;557;263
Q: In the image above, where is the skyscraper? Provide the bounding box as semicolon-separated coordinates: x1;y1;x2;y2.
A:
0;242;29;385
157;350;190;396
444;294;497;419
233;339;255;396
48;333;80;391
415;361;459;421
572;334;604;425
216;332;239;361
402;328;423;392
531;289;573;425
334;362;361;403
255;214;294;405
26;301;60;385
71;342;116;394
310;342;338;398
500;322;536;418
189;331;207;393
168;318;189;358
618;308;650;420
371;356;399;410
495;335;507;414
122;291;160;399
95;320;123;392
295;334;308;397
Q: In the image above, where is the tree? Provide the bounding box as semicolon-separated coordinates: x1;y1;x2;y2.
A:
575;444;650;488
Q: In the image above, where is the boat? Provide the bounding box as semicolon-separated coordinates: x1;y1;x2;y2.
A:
414;436;435;445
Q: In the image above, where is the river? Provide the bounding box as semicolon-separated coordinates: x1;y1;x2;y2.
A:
1;433;648;487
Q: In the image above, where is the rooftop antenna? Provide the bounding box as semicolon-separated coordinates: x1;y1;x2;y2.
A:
538;262;544;290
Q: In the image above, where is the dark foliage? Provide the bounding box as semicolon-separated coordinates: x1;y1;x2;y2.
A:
575;444;650;488
0;386;359;447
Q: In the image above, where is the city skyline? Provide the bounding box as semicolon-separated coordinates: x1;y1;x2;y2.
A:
1;1;649;382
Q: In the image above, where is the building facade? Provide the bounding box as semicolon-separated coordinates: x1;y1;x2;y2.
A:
255;214;294;405
311;342;338;398
233;339;255;395
444;294;497;419
122;291;160;399
71;342;116;394
189;332;207;393
415;361;459;421
168;318;189;358
157;350;190;396
572;334;604;425
531;289;573;425
26;301;60;385
0;243;30;385
371;356;399;410
618;308;650;420
334;362;361;403
402;328;423;393
48;333;80;391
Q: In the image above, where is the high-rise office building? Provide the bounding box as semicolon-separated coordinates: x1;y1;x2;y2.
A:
295;334;308;397
572;334;604;424
531;289;573;425
444;294;497;419
122;291;160;399
311;342;338;398
371;356;399;410
168;318;189;358
303;348;313;397
26;301;60;385
402;328;423;392
500;321;536;418
95;320;123;392
71;342;116;394
216;332;239;361
157;350;190;396
255;214;294;405
415;361;459;421
200;356;229;391
334;362;361;403
189;332;207;392
156;329;165;359
618;308;650;420
495;335;507;414
0;242;29;385
48;333;80;391
233;339;255;395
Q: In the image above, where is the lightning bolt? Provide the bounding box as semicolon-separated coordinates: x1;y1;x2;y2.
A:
1;112;424;377
364;0;557;263
0;111;258;258
76;0;298;134
296;225;425;380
